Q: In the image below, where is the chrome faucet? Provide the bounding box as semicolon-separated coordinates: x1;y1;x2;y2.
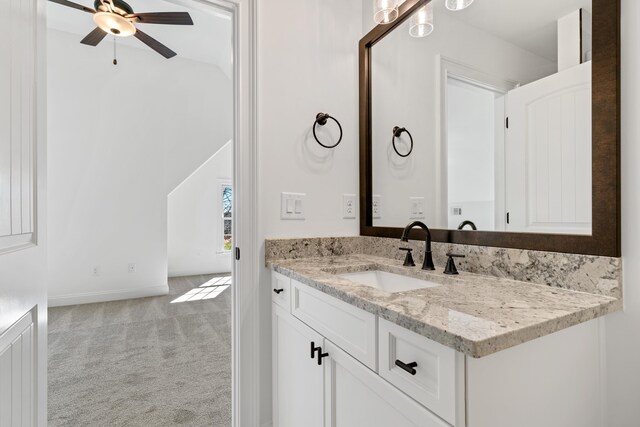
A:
400;221;435;271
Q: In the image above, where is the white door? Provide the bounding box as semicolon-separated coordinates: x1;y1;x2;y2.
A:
0;0;46;423
323;340;449;427
505;62;592;234
272;304;325;427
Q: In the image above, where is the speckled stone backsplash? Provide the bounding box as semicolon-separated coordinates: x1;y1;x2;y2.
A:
265;236;622;300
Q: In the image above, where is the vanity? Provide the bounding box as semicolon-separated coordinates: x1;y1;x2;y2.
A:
266;237;621;427
268;0;620;426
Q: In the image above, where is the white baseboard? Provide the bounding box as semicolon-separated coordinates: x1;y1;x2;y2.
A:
48;285;169;307
261;422;273;427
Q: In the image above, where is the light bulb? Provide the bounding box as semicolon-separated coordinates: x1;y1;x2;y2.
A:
373;0;400;25
445;0;474;11
409;3;434;38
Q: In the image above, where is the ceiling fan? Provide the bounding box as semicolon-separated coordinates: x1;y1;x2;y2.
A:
49;0;194;59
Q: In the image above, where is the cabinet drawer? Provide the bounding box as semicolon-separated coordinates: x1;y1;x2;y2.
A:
291;279;377;370
379;318;463;426
272;271;291;311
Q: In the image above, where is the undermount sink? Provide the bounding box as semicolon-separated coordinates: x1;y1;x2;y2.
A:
338;270;440;293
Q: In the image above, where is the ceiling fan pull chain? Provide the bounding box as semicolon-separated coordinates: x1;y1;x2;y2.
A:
113;35;118;65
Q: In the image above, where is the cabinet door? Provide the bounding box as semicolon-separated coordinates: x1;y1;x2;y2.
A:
272;304;325;427
323;340;450;427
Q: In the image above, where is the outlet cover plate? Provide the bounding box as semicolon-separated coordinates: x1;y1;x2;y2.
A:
342;194;356;219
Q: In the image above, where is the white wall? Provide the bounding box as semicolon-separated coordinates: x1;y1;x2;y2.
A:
47;29;232;305
604;1;640;425
370;9;557;229
257;0;363;423
168;141;233;277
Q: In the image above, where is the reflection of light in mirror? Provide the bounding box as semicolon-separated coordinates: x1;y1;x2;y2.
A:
409;3;434;38
170;276;231;303
374;0;400;24
445;0;474;11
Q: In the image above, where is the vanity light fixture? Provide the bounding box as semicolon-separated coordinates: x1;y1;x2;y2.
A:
445;0;474;11
409;3;434;38
373;0;400;25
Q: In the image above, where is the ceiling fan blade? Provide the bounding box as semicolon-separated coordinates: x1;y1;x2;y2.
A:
134;29;177;59
48;0;95;13
130;12;193;25
80;27;108;46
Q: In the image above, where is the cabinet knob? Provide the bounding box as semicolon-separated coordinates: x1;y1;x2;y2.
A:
273;288;284;294
395;359;418;375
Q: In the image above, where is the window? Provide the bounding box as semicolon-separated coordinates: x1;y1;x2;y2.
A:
222;184;233;251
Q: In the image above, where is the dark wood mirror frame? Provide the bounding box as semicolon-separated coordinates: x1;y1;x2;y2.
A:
359;0;620;257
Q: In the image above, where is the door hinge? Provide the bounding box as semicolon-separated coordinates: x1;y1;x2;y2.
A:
506;117;509;128
506;212;510;224
235;247;240;260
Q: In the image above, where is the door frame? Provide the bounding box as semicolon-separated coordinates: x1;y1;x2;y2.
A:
435;55;519;230
190;0;259;425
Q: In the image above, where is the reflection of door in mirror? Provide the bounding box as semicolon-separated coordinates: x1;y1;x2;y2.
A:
505;62;592;235
370;0;593;236
446;77;506;232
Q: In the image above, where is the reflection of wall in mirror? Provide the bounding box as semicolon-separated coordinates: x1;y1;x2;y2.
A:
371;9;557;229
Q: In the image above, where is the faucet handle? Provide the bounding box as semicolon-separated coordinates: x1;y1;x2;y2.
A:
399;248;415;267
444;253;465;275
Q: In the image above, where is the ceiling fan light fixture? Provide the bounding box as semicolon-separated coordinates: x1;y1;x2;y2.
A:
93;11;136;37
445;0;474;11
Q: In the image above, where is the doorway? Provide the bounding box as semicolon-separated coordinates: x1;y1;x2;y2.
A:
446;76;505;231
46;0;240;424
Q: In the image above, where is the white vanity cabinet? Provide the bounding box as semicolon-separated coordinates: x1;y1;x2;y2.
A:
272;304;324;427
323;340;450;427
271;271;604;427
272;272;458;427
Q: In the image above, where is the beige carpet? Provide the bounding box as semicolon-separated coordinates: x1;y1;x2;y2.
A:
48;274;232;426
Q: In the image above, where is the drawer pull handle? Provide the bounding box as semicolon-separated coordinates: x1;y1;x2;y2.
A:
273;288;284;294
395;359;418;375
310;341;321;359
317;349;329;366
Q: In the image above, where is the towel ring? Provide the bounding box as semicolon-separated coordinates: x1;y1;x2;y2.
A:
392;126;413;157
313;113;343;149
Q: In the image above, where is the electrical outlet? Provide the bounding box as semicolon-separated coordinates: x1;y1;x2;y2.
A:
372;195;382;219
128;263;137;273
92;266;99;277
342;194;356;219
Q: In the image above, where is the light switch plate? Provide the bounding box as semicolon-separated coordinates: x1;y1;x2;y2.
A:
372;195;382;219
409;197;425;219
342;194;356;219
281;192;306;220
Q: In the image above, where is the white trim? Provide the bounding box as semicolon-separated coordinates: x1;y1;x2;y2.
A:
0;233;36;255
435;55;519;228
598;317;607;427
201;0;260;426
47;285;169;307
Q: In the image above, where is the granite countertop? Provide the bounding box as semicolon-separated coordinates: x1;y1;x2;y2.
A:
268;254;621;358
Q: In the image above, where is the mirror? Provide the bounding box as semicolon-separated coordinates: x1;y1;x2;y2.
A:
371;0;592;234
360;0;620;256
